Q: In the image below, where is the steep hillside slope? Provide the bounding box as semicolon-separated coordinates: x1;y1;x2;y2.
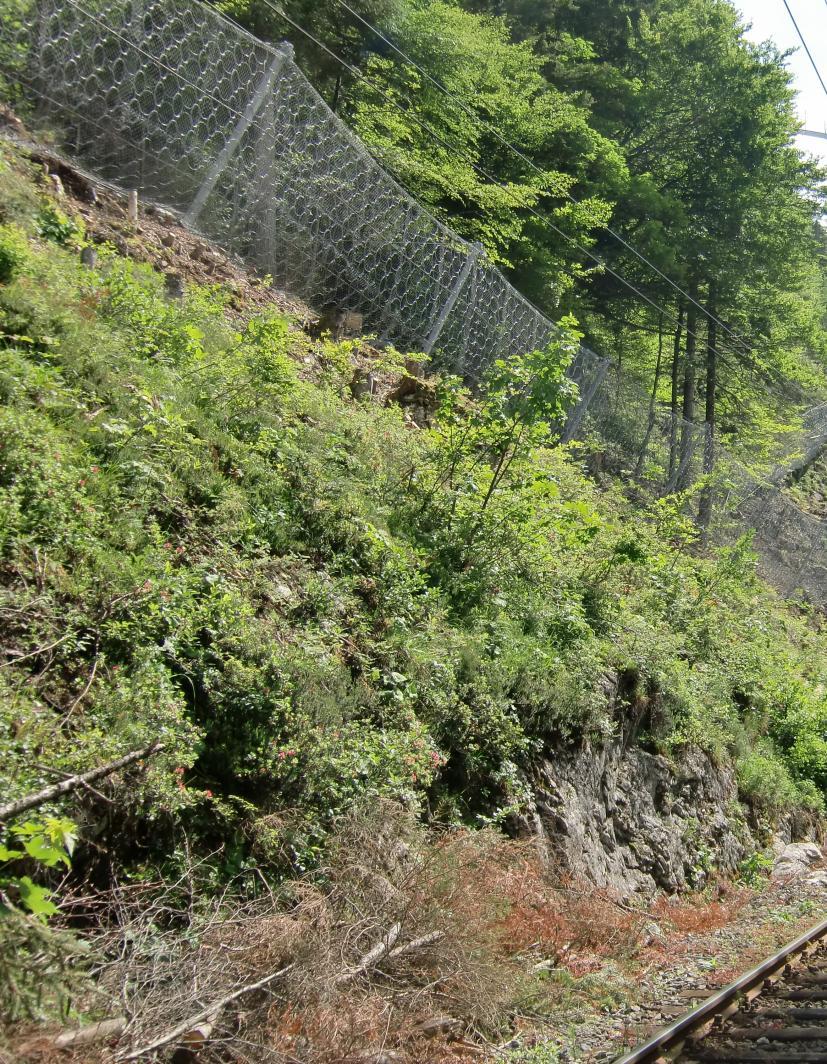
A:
1;138;826;1060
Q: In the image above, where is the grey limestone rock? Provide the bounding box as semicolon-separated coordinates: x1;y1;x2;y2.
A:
530;740;752;896
772;841;823;880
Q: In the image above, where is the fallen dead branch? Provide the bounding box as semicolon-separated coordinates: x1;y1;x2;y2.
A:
54;1016;127;1048
335;923;402;986
47;804;606;1064
0;741;164;821
386;929;445;959
118;962;295;1061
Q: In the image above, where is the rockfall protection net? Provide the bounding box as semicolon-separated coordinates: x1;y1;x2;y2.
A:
1;0;827;602
0;0;607;395
574;368;827;603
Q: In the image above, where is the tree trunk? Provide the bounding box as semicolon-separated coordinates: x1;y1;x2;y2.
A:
668;304;684;481
677;289;698;490
635;313;665;478
698;282;718;534
330;72;343;113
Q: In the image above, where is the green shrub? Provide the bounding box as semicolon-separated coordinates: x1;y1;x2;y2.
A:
737;747;802;812
36;203;85;247
738;849;774;888
0;146;825;925
0;222;28;283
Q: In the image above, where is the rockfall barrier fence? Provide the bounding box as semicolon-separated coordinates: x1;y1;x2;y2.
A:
0;0;607;397
2;0;827;603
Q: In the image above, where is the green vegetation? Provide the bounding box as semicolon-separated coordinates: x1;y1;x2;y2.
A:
1;141;825;895
2;0;827;1049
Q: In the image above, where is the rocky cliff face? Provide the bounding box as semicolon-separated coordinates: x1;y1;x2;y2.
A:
527;731;823;898
530;739;749;896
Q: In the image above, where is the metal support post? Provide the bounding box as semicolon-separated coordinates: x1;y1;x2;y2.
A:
184;42;293;227
561;356;609;443
422;241;482;355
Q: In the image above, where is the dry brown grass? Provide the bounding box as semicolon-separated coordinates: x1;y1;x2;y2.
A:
651;886;752;935
7;805;658;1063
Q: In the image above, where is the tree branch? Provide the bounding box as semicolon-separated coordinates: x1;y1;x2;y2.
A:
117;928;442;1059
0;741;164;822
335;922;402;985
118;962;295;1061
385;929;444;960
55;1017;127;1048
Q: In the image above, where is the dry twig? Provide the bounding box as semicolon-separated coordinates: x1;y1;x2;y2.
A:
118;962;295;1061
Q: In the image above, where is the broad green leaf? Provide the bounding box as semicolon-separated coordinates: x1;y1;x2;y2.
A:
16;877;58;918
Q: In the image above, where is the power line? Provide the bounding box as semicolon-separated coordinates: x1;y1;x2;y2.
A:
782;0;827;102
329;0;759;361
55;0;793;391
259;0;794;387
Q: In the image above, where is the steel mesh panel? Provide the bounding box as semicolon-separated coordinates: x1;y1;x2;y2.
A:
0;0;606;385
21;0;276;208
434;260;557;377
3;0;827;604
568;372;708;496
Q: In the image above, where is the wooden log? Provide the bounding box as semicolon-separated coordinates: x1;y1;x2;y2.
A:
54;1017;127;1048
335;922;402;986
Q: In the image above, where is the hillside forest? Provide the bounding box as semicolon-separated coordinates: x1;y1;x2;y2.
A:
230;0;827;453
1;0;827;1060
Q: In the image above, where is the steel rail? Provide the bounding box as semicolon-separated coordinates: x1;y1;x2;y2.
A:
614;914;827;1063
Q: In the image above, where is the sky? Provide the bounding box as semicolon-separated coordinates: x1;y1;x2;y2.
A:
735;0;827;167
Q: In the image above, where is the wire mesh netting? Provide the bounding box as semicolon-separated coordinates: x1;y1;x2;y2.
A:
0;0;606;390
573;367;827;602
1;0;827;604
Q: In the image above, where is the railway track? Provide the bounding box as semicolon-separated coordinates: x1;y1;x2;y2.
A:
614;915;827;1063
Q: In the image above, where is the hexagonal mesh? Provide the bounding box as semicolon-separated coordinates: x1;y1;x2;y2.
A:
0;0;607;395
3;0;827;605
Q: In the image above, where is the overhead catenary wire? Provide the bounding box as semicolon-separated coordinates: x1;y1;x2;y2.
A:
328;0;760;361
782;0;827;102
257;0;794;389
47;0;803;396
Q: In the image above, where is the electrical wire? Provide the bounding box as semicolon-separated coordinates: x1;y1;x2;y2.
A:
256;0;790;384
329;0;760;360
782;0;827;102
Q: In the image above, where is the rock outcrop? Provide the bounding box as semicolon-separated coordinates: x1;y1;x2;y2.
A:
531;739;751;896
522;673;826;897
771;841;823;881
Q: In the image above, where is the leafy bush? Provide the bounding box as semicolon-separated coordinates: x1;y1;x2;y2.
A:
738;850;774;888
35;203;85;247
0;143;825;936
736;747;806;812
0;817;76;919
0;222;27;284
